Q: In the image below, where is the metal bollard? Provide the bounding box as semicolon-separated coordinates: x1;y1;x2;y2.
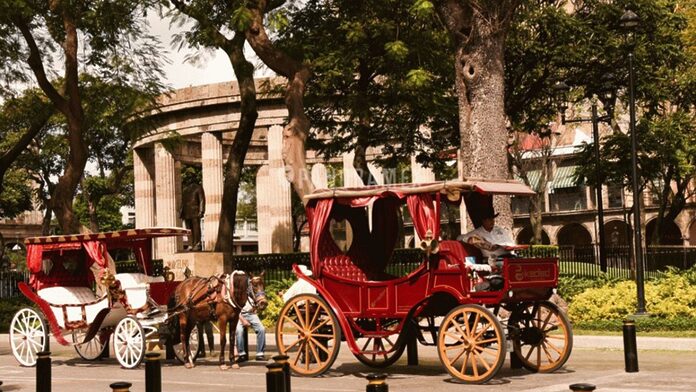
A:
109;381;132;392
145;352;162;392
366;373;388;392
243;326;249;358
623;319;639;372
266;363;286;392
272;354;291;392
36;351;51;392
569;383;596;391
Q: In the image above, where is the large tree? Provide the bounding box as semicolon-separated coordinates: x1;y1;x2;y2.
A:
166;0;261;254
0;0;165;233
276;0;458;184
432;0;521;227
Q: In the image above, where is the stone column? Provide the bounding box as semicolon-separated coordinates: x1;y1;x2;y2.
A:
267;125;293;253
368;162;384;185
410;155;436;183
134;148;155;229
201;132;224;251
311;163;329;189
154;142;181;258
342;151;362;187
256;165;272;254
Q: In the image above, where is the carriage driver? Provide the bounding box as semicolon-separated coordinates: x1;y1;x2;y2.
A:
457;208;515;266
234;295;266;363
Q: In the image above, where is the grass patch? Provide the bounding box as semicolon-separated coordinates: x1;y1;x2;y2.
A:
573;329;696;338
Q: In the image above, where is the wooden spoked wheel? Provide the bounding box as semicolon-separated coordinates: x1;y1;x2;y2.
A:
72;330;108;360
9;308;49;367
173;324;199;365
352;318;406;368
509;301;573;373
276;294;341;376
437;304;506;384
114;316;145;369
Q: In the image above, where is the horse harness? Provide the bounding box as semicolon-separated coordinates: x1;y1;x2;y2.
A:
179;271;248;320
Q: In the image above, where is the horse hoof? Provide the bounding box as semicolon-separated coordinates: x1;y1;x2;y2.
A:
232;363;240;369
184;363;194;369
220;364;230;370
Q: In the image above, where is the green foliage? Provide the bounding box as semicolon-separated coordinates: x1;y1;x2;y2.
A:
569;267;696;322
0;297;32;333
558;274;622;303
231;6;253;31
0;169;33;218
258;277;295;329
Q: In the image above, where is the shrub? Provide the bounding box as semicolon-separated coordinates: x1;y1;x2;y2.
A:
0;297;33;333
259;277;295;329
574;317;696;332
569;267;696;322
558;274;623;303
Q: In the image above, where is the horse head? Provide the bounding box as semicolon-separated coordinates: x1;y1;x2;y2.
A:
248;271;268;311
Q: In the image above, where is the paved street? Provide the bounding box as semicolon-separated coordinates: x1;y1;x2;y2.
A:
1;334;695;391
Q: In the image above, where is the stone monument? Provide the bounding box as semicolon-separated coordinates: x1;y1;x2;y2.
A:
180;182;205;251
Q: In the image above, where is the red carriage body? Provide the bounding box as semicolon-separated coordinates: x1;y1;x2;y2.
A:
10;228;189;368
276;180;572;383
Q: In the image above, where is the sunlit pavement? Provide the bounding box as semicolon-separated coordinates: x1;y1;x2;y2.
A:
1;333;695;391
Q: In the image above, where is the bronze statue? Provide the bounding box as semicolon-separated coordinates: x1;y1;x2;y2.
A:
180;182;206;251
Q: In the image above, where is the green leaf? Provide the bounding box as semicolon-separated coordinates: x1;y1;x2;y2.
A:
410;0;434;19
404;68;433;89
231;6;253;31
385;40;409;62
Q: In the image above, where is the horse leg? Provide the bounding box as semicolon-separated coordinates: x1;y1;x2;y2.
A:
218;315;230;370
229;313;240;369
180;316;194;369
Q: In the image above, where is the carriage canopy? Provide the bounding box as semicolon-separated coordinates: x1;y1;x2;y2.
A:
305;179;535;277
24;227;189;290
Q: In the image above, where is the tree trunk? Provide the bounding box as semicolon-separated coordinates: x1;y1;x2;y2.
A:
41;207;52;236
215;35;259;254
245;7;314;201
439;1;519;229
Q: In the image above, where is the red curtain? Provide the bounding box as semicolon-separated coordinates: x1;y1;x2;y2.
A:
308;198;335;273
83;241;108;269
406;193;440;240
26;244;43;274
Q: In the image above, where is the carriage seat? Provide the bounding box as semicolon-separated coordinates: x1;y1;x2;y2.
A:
321;255;369;282
115;273;165;309
37;286;108;329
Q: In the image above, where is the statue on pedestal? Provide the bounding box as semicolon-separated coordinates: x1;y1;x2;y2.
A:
180;181;206;251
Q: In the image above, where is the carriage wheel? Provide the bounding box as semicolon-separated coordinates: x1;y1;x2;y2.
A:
276;294;341;376
173;324;199;364
114;316;145;369
72;330;108;361
353;318;406;368
437;304;506;384
9;308;49;367
509;301;573;373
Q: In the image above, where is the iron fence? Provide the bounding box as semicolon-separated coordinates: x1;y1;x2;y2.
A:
0;270;28;299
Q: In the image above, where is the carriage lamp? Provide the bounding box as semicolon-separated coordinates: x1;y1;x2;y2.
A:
553;74;616;273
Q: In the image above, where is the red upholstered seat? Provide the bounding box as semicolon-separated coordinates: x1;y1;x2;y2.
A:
322;254;368;282
438;240;483;266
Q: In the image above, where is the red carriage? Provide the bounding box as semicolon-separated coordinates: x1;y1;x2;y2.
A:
9;228;197;368
275;180;572;383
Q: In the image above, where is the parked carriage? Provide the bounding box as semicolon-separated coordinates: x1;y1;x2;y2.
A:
276;180;573;384
9;228;199;368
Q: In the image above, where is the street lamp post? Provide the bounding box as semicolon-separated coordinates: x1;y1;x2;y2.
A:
553;80;614;272
620;9;647;315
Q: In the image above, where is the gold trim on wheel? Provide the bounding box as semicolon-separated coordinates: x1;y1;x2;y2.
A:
510;301;572;373
353;318;406;368
275;294;341;376
437;304;506;384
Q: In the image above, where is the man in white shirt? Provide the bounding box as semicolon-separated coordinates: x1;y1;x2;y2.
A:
458;209;515;259
282;264;317;302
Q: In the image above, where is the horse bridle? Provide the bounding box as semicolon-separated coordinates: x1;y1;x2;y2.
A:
247;277;267;310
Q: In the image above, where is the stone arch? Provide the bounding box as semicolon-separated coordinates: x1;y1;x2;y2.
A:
515;226;550;245
645;218;683;245
689;217;696;246
557;223;593;245
604;219;630;246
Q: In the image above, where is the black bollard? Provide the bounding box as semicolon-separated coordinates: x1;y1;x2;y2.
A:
243;326;249;359
145;352;162;392
366;373;388;392
272;354;291;392
569;383;596;391
36;351;51;392
109;382;132;392
623;319;639;372
266;363;286;392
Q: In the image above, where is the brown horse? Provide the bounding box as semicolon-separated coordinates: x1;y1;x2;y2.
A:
173;271;267;369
